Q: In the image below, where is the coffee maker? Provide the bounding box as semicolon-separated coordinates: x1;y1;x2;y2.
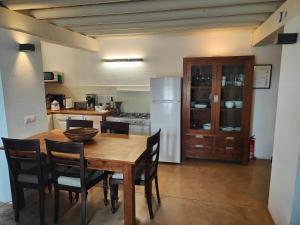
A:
115;101;122;113
46;94;65;109
86;94;97;110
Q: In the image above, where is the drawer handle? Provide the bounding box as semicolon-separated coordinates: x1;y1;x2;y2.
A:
225;146;234;150
226;137;235;140
194;144;204;149
195;135;204;139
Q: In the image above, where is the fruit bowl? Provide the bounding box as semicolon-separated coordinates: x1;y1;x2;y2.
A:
64;128;99;142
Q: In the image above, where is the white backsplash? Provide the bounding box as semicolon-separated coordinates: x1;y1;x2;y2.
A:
45;84;150;113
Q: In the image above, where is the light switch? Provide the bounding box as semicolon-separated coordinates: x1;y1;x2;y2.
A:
24;115;36;124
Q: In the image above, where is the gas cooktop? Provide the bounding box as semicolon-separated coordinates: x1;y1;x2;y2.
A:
109;112;150;119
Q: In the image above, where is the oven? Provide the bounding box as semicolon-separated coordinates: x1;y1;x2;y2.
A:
106;113;150;135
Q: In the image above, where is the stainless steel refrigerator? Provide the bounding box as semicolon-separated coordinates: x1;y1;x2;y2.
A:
150;77;181;163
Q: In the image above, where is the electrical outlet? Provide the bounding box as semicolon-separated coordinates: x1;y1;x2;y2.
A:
24;115;36;124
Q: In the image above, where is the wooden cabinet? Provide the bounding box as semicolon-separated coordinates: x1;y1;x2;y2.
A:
52;114;104;130
83;115;103;130
182;56;254;163
47;115;53;131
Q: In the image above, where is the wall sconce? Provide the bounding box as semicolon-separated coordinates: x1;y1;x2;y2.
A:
102;58;144;62
19;44;35;52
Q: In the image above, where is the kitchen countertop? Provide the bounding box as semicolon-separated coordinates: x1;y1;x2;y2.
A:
47;109;112;116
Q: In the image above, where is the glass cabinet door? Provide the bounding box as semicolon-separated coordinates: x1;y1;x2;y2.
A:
218;64;245;132
189;64;214;131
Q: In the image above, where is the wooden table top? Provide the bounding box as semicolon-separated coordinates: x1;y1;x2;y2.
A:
28;129;148;165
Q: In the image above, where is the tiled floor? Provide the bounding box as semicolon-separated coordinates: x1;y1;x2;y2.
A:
0;159;274;225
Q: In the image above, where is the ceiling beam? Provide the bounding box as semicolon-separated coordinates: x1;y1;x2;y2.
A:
253;0;300;46
51;2;280;27
0;6;99;52
2;0;133;10
30;0;284;19
87;22;260;37
70;14;269;32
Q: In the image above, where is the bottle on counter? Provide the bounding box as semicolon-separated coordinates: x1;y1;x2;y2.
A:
110;96;114;109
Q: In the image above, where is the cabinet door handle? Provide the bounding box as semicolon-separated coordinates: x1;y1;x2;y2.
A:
195;135;204;139
226;137;235;140
194;144;204;149
214;95;219;103
225;146;234;150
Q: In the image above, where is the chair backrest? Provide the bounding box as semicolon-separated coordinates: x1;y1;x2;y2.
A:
101;121;129;134
45;139;86;189
66;119;93;130
1;137;43;185
145;129;161;180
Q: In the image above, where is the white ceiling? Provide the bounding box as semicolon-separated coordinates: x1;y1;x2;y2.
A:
1;0;286;37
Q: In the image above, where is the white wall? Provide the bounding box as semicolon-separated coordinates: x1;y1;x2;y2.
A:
268;13;300;225
0;71;10;202
41;27;282;158
0;28;48;202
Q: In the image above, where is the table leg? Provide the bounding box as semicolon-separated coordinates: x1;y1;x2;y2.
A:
123;164;135;225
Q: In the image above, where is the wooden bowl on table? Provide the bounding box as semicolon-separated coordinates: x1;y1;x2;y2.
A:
63;128;99;142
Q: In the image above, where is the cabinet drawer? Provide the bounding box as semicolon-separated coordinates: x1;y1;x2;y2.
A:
185;134;213;148
215;136;243;148
214;147;241;161
184;145;212;159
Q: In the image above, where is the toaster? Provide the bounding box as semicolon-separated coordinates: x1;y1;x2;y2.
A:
74;101;87;110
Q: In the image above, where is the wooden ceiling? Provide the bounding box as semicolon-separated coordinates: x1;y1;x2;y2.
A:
1;0;286;37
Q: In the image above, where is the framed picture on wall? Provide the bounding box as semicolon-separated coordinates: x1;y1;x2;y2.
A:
253;64;272;89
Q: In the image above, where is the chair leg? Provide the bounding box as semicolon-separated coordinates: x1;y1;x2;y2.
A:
13;187;20;222
75;193;80;202
54;189;59;224
145;181;154;219
68;191;73;203
39;188;45;225
19;187;25;209
81;192;87;225
115;184;119;203
103;175;108;206
48;184;52;194
109;179;117;214
155;175;161;204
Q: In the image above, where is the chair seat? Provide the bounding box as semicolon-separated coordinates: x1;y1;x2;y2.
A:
58;170;104;188
112;162;145;182
111;172;145;181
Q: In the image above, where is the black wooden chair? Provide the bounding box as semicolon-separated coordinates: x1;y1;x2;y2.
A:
1;138;52;225
109;129;161;219
45;139;108;225
66;119;93;130
101;121;129;134
66;118;100;202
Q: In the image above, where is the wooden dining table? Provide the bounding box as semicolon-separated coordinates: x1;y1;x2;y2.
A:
3;129;148;225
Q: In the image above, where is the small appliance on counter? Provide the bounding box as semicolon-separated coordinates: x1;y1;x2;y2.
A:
74;101;87;110
115;101;122;113
86;94;97;110
51;100;60;111
95;105;103;112
65;97;73;109
46;94;65;109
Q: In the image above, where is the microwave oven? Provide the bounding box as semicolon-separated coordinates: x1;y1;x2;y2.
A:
44;71;63;83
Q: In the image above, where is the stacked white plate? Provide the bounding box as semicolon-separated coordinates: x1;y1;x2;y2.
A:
203;123;211;130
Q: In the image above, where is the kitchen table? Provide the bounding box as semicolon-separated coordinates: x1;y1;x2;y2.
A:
1;129;148;225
